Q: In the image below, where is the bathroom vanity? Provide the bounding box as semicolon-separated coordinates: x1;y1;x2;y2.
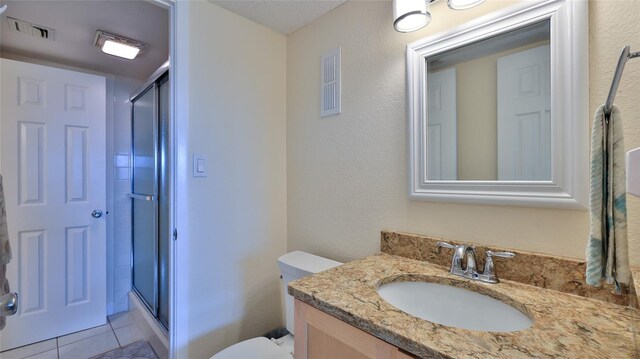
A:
289;232;639;358
294;300;416;359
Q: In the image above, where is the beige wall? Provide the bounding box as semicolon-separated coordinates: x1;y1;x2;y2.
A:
456;49;499;180
590;0;640;266
173;0;640;356
287;0;640;265
177;2;288;357
455;40;549;180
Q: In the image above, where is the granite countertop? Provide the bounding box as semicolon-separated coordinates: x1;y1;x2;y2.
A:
289;253;639;358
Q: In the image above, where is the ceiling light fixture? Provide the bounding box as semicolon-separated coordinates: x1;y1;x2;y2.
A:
393;0;485;33
94;30;146;60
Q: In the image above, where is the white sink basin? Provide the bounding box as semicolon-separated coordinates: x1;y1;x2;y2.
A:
377;281;533;332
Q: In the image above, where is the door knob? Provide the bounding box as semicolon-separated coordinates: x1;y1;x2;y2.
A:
91;209;103;218
0;292;18;316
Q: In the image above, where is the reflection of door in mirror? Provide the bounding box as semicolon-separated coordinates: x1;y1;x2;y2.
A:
497;45;551;180
427;68;457;180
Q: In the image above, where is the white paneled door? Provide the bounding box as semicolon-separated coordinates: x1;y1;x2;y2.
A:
426;67;457;180
497;45;551;180
0;59;106;351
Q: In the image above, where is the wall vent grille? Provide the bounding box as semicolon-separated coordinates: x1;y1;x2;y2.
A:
321;47;341;117
6;17;55;41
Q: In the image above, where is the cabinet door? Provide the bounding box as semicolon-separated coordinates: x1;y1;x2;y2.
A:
294;300;416;359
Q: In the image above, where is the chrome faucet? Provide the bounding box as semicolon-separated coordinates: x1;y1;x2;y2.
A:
437;242;514;283
463;246;478;276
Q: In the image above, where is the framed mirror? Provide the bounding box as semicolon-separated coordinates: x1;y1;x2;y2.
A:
407;0;588;209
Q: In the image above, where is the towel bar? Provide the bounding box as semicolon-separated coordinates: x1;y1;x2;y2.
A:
605;45;640;116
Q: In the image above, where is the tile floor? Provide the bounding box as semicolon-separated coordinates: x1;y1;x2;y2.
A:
91;341;157;359
1;312;151;359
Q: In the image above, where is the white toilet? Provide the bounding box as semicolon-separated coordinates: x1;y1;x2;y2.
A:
210;251;342;359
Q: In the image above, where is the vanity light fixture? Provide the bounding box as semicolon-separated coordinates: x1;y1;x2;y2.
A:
393;0;432;33
447;0;485;10
393;0;485;33
94;30;146;60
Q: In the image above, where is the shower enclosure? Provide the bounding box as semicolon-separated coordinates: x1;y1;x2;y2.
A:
130;68;170;329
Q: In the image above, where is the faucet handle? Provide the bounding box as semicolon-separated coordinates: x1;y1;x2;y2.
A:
481;250;515;283
485;250;515;259
436;241;455;249
437;242;467;276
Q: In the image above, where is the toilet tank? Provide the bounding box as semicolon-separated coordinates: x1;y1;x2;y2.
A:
277;251;342;335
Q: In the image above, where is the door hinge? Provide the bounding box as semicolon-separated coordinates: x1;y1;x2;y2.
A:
173;228;178;241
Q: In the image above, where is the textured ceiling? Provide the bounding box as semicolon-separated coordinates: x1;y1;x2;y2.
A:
211;0;347;35
0;1;168;80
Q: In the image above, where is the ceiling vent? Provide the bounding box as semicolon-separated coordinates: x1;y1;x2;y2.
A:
6;17;55;41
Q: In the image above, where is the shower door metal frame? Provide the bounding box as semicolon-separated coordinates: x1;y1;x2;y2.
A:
156;73;170;329
130;82;160;318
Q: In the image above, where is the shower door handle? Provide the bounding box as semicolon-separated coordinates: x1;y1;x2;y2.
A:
128;193;156;201
0;292;18;316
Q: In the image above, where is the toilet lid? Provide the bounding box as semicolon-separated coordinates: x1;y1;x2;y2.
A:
210;337;293;359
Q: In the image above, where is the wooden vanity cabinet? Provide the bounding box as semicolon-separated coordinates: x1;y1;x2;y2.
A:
294;299;418;359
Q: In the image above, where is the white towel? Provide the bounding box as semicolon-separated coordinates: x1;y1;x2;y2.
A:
0;175;11;330
586;105;630;291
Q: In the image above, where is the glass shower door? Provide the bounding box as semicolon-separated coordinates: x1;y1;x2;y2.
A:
157;76;170;328
131;85;158;315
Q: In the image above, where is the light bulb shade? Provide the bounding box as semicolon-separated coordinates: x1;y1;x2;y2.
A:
102;40;140;60
447;0;485;10
393;0;431;33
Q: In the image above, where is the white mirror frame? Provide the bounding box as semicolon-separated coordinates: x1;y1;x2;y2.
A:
407;0;588;209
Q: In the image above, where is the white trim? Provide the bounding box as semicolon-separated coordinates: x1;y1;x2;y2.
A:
171;2;191;359
146;1;187;358
406;0;589;209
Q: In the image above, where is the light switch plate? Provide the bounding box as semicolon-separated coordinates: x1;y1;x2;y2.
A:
193;154;207;177
627;147;640;197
